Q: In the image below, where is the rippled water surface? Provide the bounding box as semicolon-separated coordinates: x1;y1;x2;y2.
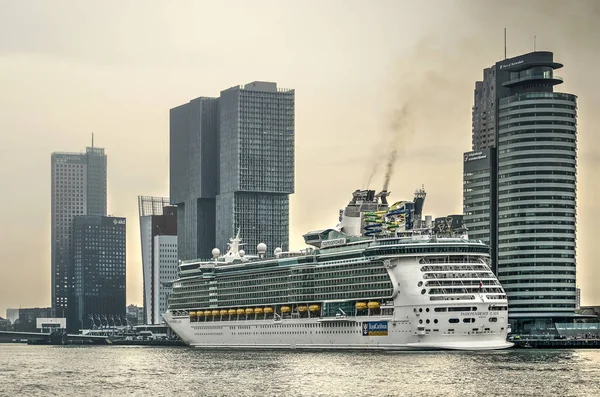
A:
1;345;599;396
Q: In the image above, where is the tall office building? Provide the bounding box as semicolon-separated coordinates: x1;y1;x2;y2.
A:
217;82;295;254
138;196;178;324
170;98;219;261
464;51;578;333
51;144;107;319
170;81;295;261
72;216;126;330
463;148;498;272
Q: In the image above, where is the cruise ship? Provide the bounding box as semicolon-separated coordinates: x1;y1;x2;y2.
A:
163;188;512;350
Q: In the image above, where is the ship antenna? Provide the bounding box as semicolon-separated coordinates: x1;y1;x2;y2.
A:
92;132;94;148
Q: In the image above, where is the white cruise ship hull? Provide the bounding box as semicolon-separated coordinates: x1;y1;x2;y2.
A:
163;310;513;351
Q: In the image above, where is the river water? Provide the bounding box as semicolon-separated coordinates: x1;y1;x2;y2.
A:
0;345;599;396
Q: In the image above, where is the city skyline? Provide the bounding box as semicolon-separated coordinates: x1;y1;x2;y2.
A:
1;1;599;316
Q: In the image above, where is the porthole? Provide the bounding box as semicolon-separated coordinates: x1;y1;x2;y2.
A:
419;319;423;324
419;308;423;313
434;319;438;324
421;289;426;295
418;281;423;287
426;319;430;324
426;308;430;312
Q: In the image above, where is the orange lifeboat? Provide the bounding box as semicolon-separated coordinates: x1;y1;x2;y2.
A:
219;309;228;316
236;308;245;315
263;307;274;314
245;308;254;315
228;309;236;315
211;310;219;316
281;306;291;313
309;305;320;312
254;307;264;314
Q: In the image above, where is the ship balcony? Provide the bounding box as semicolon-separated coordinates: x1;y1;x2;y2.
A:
502;74;563;87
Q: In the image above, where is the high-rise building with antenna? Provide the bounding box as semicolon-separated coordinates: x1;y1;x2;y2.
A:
51;140;107;324
464;51;578;334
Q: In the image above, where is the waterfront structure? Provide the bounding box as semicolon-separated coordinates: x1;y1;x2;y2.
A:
5;309;19;325
164;188;511;351
464;51;578;333
72;216;126;330
51;144;107;320
126;304;145;326
138;196;178;324
170;81;295;261
12;307;52;332
0;317;10;331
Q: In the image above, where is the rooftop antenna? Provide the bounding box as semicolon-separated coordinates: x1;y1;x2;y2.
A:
504;28;507;59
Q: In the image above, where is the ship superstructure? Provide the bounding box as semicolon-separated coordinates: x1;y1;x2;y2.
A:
163;188;512;351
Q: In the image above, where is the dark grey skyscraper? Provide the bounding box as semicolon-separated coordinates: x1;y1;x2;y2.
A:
72;216;126;330
51;145;107;319
170;82;295;261
463;148;497;273
170;97;219;261
464;51;577;334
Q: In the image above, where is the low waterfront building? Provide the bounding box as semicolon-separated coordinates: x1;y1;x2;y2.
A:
13;307;52;332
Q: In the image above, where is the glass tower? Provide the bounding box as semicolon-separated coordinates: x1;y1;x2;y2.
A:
217;82;295;254
72;216;126;330
463;52;577;333
50;145;107;320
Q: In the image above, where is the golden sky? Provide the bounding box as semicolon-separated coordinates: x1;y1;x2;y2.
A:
1;0;598;315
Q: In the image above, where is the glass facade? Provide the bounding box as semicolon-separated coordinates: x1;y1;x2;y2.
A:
50;147;107;321
138;197;178;324
72;216;126;331
497;92;578;315
217;82;295;254
463;149;497;272
170;97;219;261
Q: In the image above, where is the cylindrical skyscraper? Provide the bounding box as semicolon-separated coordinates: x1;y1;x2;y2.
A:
465;51;578;334
498;91;577;321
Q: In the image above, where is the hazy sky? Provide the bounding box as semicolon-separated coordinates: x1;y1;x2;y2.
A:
1;0;599;316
